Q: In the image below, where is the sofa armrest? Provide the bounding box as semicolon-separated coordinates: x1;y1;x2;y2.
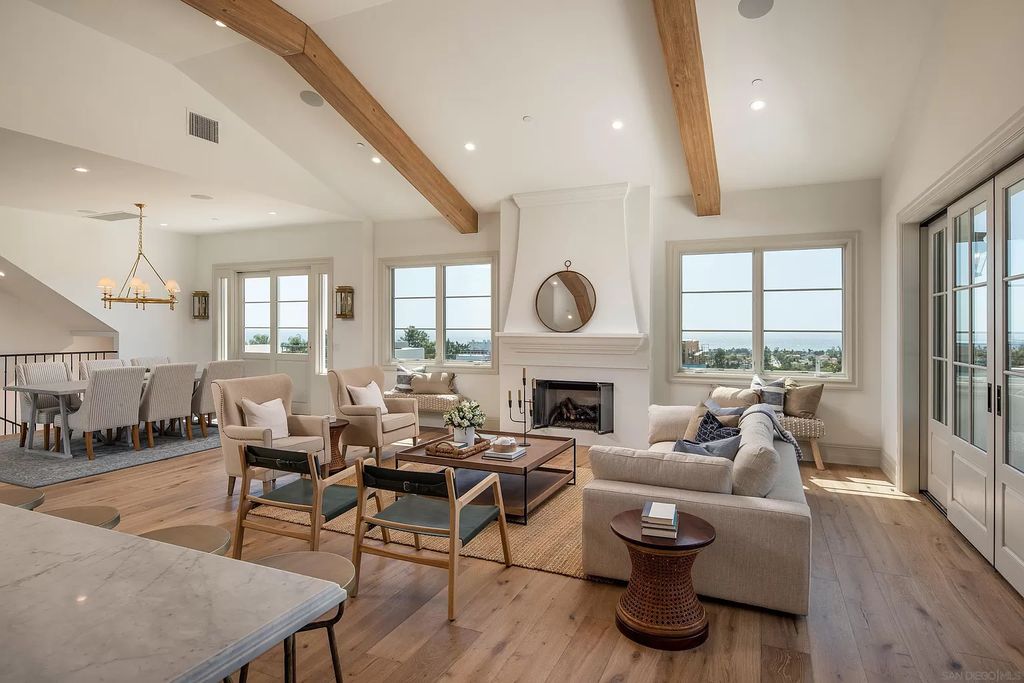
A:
339;405;382;418
590;445;732;494
383;397;419;419
222;425;272;444
648;404;695;445
287;414;330;440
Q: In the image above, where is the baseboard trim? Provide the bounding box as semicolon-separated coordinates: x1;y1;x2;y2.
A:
880;450;899;485
797;440;882;468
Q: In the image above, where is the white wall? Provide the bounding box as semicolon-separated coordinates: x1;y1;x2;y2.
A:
880;0;1024;483
191;220;374;414
1;206;197;360
652;180;883;463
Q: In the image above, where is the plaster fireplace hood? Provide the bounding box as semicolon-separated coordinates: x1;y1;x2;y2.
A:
496;331;646;355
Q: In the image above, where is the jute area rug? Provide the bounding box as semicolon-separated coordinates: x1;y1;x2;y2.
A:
251;467;592;580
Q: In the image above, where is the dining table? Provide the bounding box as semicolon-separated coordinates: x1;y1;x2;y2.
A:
4;371;204;459
0;504;346;682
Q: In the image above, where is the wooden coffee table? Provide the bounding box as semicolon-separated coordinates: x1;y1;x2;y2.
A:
610;509;716;650
396;431;576;524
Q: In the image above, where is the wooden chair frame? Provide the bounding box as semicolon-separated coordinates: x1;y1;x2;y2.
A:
232;445;388;559
350;461;512;621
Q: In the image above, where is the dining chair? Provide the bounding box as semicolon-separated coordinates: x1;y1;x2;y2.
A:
211;374;331;496
327;366;419;466
191;360;245;437
54;366;146;459
15;361;75;450
232;445;388;558
79;358;128;380
130;356;170;371
351;461;511;620
139;363;198;447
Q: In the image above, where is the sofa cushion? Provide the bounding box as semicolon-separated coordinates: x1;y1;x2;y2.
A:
767;441;807;505
683;387;759;441
394;365;427;393
648;405;694;445
751;374;786;414
381;412;416;433
693;412;741;443
784;379;824;419
673;434;742;460
589;446;732;495
732;412;781;497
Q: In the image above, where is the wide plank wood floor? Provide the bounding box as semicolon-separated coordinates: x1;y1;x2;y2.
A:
4;444;1024;682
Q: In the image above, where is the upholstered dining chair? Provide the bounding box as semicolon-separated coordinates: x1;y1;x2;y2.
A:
232;445;388;557
139;362;198;447
130;356;170;370
54;366;146;459
327;366;419;466
351;461;511;621
211;373;331;496
191;360;245;437
15;361;77;450
79;358;128;380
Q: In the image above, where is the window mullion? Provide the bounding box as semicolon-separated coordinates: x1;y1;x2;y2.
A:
437;265;445;367
753;249;765;374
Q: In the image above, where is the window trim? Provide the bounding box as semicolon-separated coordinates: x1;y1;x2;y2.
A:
667;232;858;388
378;252;498;373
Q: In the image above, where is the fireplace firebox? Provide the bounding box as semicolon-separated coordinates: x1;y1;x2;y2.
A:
532;380;613;434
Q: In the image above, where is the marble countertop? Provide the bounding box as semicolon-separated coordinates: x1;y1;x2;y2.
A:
0;505;346;682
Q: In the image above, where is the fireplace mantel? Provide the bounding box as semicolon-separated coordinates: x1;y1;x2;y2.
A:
496;332;647;355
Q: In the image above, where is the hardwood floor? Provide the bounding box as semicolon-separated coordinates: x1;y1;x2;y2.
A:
4;446;1024;682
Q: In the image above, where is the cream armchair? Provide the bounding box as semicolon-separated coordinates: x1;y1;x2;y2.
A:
327;366;419;466
211;373;331;496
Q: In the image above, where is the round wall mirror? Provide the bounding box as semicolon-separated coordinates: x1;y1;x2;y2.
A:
535;261;597;333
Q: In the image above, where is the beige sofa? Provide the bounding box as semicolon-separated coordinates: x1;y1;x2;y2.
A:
582;404;811;615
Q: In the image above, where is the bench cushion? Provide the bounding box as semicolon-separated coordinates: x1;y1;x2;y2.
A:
384;391;463;414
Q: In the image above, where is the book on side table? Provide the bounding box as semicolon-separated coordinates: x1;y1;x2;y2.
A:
641;501;679;539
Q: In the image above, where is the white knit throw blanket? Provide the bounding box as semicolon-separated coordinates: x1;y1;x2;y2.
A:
740;404;803;460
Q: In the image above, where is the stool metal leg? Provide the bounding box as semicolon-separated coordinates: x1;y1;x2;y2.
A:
283;634;296;683
327;623;343;683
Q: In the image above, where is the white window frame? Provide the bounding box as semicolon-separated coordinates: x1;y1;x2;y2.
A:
212;258;332;374
378;252;498;373
668;232;858;387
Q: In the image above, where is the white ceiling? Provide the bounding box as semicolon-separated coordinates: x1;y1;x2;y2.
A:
14;0;940;230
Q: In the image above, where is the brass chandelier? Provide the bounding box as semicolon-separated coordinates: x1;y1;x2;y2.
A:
97;203;180;310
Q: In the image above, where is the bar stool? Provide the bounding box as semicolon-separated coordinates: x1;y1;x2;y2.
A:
138;525;232;556
0;486;44;510
247;551;353;683
43;505;120;529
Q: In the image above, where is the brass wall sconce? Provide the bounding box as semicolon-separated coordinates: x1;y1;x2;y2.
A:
192;291;210;319
335;285;354;319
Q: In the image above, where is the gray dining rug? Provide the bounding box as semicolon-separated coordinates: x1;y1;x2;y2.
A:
0;427;220;488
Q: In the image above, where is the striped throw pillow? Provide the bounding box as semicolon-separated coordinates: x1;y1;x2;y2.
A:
751;374;786;414
394;365;426;393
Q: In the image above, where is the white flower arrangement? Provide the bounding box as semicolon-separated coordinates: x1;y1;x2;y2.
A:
443;400;486;429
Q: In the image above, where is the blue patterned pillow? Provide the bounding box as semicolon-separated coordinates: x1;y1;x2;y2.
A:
694;411;741;443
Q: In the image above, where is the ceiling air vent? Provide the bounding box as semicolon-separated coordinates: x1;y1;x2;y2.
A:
188;110;219;144
87;211;139;221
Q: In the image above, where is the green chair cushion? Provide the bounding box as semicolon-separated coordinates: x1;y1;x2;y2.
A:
259;479;359;522
373;494;500;545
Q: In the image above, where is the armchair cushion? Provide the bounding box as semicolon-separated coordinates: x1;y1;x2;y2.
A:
373;494;499;544
347;380;388;414
381;412;416;433
241;398;289;439
260;479;359;522
271;435;324;455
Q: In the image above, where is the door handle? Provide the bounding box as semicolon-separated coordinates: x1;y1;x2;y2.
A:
997;384;1003;417
988;383;993;413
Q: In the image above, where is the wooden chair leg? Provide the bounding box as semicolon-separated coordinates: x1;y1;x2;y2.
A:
810;439;825;471
373;492;391;543
84;431;95;460
43;424;50;451
184;416;193;440
198;414;208;438
262;479;274;495
232;497;249;560
227;476;237;496
19;423;27;447
493;482;512;567
131;425;141;451
413;533;422;550
53;426;61;450
311;512;324;551
146;422;155;449
448;540;460;621
105;428;113;444
351;521;366;598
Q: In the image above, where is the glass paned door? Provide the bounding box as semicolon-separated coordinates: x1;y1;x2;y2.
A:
927;219;954;509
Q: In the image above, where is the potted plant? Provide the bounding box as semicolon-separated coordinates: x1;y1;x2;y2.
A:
443;400;486;444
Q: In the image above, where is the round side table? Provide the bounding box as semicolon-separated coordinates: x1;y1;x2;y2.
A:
610;509;716;650
327;418;350;473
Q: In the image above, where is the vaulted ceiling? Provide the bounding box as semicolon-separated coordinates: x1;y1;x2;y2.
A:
5;0;940;233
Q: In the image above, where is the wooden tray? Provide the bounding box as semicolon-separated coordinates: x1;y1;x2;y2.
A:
425;437;491;460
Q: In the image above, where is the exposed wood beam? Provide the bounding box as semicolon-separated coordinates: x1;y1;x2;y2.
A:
180;0;478;234
652;0;721;216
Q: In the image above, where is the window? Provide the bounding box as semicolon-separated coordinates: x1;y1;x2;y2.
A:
243;275;271;353
383;255;495;368
672;235;854;382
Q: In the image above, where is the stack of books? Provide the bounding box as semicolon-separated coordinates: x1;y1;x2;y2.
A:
482;446;527;461
641;501;678;539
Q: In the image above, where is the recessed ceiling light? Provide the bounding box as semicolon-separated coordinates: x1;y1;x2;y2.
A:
371;156;382;164
738;0;774;19
464;142;476;151
73;167;89;173
611;120;624;131
159;223;168;227
214;19;227;27
267;211;277;215
190;193;214;200
211;217;219;221
299;90;324;107
522;115;533;123
750;99;767;111
0;271;5;278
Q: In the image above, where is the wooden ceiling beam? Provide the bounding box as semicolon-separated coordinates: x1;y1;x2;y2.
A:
180;0;478;233
652;0;721;216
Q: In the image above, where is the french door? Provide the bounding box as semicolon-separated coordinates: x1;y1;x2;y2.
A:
928;159;1024;594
